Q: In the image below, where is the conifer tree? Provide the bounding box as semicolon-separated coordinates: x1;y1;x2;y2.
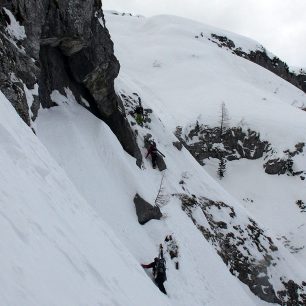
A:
219;102;229;140
155;174;170;207
286;155;294;176
218;157;227;179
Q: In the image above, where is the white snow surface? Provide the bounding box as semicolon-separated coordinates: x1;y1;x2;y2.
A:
35;89;262;306
0;88;263;306
105;11;306;269
0;91;170;306
2;10;306;306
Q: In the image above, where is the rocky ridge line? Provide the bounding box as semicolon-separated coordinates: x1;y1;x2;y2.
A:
175;123;305;177
208;33;306;94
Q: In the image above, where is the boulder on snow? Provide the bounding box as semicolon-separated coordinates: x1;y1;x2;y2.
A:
173;141;183;151
156;155;167;171
263;158;287;175
133;193;162;225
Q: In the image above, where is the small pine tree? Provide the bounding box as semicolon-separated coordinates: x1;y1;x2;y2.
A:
219;102;229;140
195;120;200;132
286;156;294;175
272;56;279;67
218;157;227;179
155;174;170;207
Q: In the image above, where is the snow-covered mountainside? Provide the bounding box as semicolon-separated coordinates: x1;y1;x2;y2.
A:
0;91;171;306
1;3;306;306
103;12;306;304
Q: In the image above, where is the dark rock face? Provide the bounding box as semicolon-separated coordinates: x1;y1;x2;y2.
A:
296;73;306;94
0;1;141;164
296;200;306;213
263;158;287;175
178;193;306;304
0;6;39;124
264;143;305;175
133;193;162;225
278;280;306;306
156;155;167;171
209;33;306;94
177;122;305;176
172;141;183;151
176;124;270;164
120;92;153;129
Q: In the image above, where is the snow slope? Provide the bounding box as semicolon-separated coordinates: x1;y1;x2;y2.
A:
36;88;262;306
205;157;306;264
106;12;306;151
2;9;306;306
0;91;171;306
105;12;306;265
34;77;306;305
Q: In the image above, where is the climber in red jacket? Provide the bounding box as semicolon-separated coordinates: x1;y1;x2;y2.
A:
142;257;167;294
146;141;158;169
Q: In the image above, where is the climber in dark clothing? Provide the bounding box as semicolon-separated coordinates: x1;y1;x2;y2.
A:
134;100;144;126
142;257;167;294
145;141;158;169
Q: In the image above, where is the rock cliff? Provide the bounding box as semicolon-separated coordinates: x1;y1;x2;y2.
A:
0;1;141;164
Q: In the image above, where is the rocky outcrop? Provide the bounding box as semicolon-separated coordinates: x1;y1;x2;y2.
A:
278;279;306;306
172;141;183;151
177;122;305;177
119;91;153;133
165;235;180;269
296;73;306;94
0;1;141;164
209;33;306;94
133;193;162;225
263;158;287;175
178;193;306;305
0;6;39;124
296;200;306;213
156;155;167;171
264;143;304;175
176;124;270;164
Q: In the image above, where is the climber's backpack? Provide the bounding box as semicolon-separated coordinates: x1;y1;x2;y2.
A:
155;257;167;281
